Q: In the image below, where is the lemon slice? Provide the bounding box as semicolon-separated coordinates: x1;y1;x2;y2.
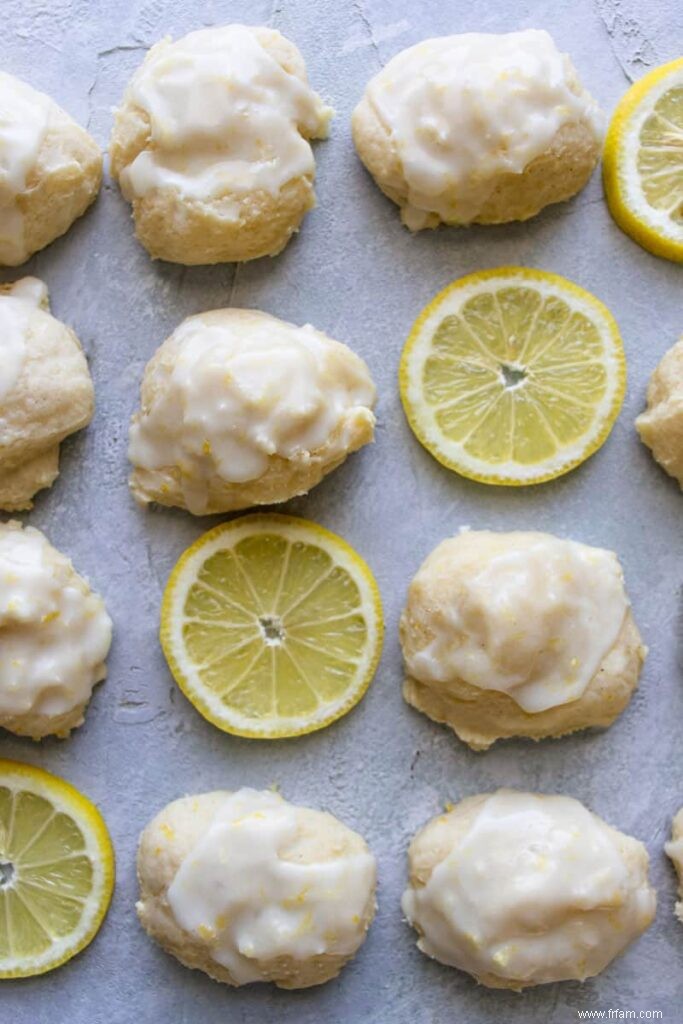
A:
160;514;384;738
0;759;114;978
604;58;683;262
399;267;625;485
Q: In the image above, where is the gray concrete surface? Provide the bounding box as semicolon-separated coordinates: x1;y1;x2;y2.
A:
1;1;682;1021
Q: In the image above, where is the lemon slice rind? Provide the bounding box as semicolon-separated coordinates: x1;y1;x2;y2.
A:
603;58;683;262
160;514;384;739
400;267;626;486
0;759;114;979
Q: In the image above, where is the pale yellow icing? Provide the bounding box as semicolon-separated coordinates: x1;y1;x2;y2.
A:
0;73;53;263
406;532;628;713
128;311;375;514
403;790;655;985
167;789;375;984
365;29;602;226
120;25;332;206
0;523;112;719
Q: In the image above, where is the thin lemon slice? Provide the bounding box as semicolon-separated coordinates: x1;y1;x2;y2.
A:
0;760;114;978
160;514;384;738
399;267;625;485
604;58;683;261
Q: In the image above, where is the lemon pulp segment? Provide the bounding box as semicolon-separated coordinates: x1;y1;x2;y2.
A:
0;759;114;978
400;267;625;485
160;514;384;738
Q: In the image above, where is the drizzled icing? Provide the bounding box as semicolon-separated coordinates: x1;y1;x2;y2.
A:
363;30;602;227
128;310;375;514
166;789;376;984
0;73;53;263
0;522;112;720
405;532;628;713
0;277;49;401
119;25;332;204
403;790;655;985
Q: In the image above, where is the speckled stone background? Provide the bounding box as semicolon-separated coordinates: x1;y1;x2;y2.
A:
1;1;682;1021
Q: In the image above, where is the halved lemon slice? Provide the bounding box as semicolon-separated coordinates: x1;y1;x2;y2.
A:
160;514;384;738
399;267;625;485
0;759;114;978
604;58;683;261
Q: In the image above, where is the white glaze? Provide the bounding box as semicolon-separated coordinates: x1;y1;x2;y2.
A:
0;73;54;263
0;522;112;719
120;25;332;204
403;791;655;985
167;789;375;984
0;299;29;402
0;277;50;400
5;275;48;308
128;311;375;514
407;534;628;713
365;29;602;227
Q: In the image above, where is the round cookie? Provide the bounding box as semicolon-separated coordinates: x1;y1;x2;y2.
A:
110;24;332;264
0;72;102;266
136;788;377;988
636;337;683;488
0;520;112;739
128;308;376;515
403;790;656;989
400;530;645;750
0;277;94;511
352;29;602;230
665;808;683;924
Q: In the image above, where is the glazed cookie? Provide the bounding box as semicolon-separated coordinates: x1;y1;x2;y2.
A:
136;788;377;988
110;24;332;264
665;808;683;923
0;521;112;739
352;29;602;230
400;530;645;750
128;308;376;515
0;277;95;510
0;72;101;265
403;790;656;989
636;337;683;488
0;277;94;511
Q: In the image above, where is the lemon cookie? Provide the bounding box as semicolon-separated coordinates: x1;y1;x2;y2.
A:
0;72;101;266
665;809;683;922
400;530;645;750
110;25;332;264
403;790;655;989
0;277;94;511
636;338;683;488
0;521;112;739
136;788;377;988
352;30;602;230
128;309;375;515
